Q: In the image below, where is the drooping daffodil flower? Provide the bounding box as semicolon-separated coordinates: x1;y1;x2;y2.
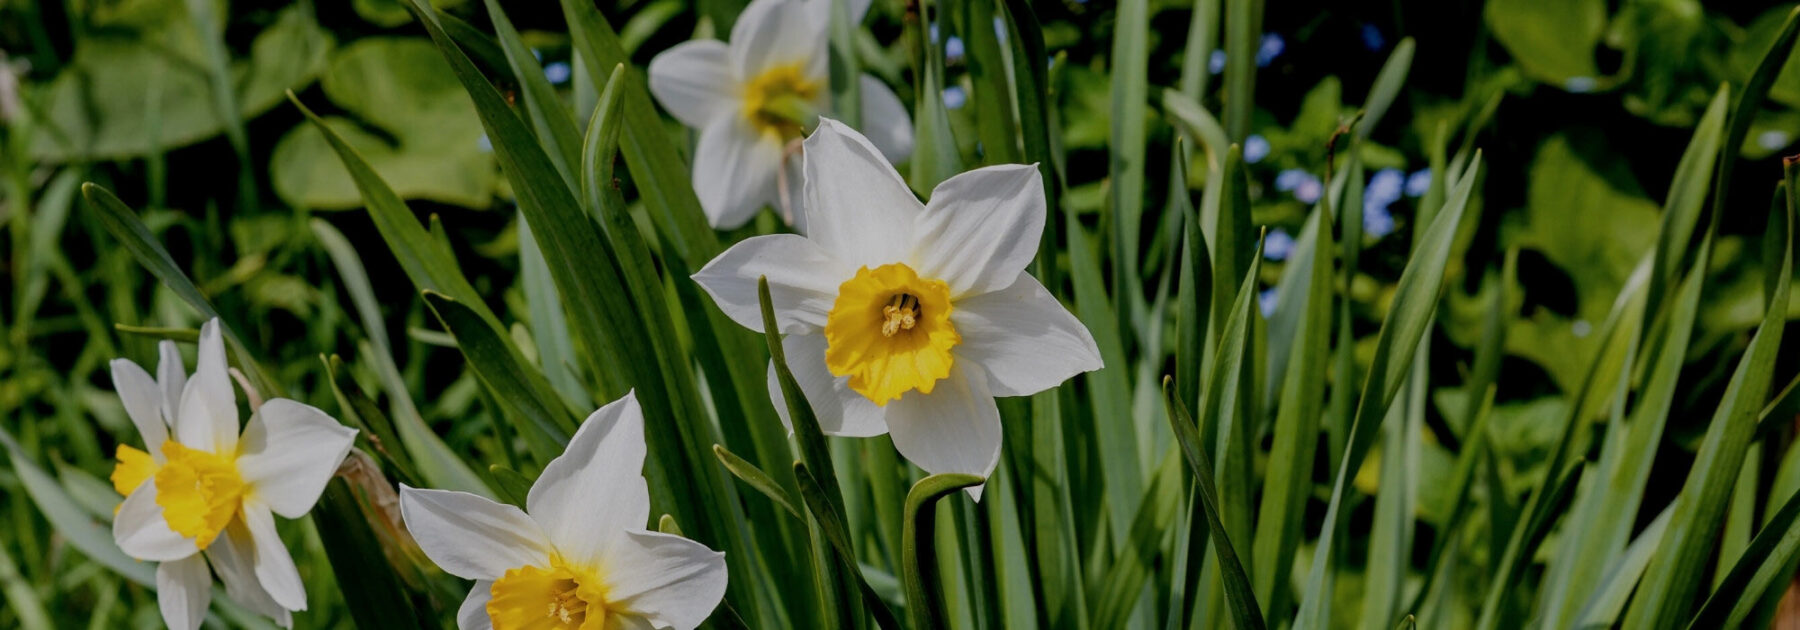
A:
109;318;359;630
693;120;1103;498
399;391;728;630
648;0;913;230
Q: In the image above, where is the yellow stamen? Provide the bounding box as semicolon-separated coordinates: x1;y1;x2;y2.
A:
489;556;610;630
824;263;960;405
740;64;821;139
153;441;244;550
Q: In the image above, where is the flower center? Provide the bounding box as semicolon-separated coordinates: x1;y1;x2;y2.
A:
489;556;610;630
152;441;244;550
741;63;820;139
824;263;961;405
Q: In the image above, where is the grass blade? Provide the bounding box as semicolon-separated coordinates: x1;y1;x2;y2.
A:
713;445;802;521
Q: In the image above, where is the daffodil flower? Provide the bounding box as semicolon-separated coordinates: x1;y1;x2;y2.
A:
692;120;1103;497
108;319;359;630
399;391;728;630
648;0;913;230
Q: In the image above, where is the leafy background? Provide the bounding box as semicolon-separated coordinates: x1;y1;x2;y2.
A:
4;0;1800;628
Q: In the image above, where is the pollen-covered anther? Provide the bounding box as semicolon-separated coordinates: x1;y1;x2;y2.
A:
881;294;920;337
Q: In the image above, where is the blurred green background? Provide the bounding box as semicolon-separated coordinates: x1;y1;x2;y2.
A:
5;0;1800;627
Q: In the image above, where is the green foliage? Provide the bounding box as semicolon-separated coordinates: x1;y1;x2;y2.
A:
9;0;1800;629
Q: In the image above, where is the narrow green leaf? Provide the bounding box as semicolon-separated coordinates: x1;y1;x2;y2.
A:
1687;473;1800;628
1221;0;1260;140
486;465;535;509
483;0;585;188
0;426;154;588
311;217;496;498
1623;163;1793;630
964;0;1017;164
1109;0;1149;320
906;0;963;192
1353;38;1415;140
1250;200;1334;618
314;480;431;630
422;292;573;466
1572;504;1674;628
80;183;276;396
1708;7;1800;236
902;473;987;630
112;323;198;343
559;0;723;268
1296;154;1482;629
1162;379;1266;630
713;445;803;521
794;462;903;630
658;514;684;537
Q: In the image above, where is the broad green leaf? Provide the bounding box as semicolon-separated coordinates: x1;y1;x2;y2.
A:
1485;0;1606;85
1108;0;1149;327
30;4;330;162
272;37;496;210
483;0;584;188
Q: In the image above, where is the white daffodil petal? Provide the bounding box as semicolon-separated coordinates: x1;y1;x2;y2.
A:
601;531;728;630
647;39;738;128
692;234;850;334
767;334;889;437
858;75;914;163
457;581;495;630
951;273;1104;396
730;0;827;79
176;319;238;453
803;119;924;267
156;553;213;630
208;523;291;624
398;486;551;581
157;340;187;431
114;483;199;561
913;164;1046;296
235;399;358;519
527;393;651;568
111;358;168;454
242;501;307;612
694;115;783;229
885;362;1001;500
783;154;809;234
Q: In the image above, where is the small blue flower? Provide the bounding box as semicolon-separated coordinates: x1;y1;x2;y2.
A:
1276;169;1313;192
1564;76;1597;93
995;17;1008;42
1363;203;1395;239
1263;228;1294;262
1367;168;1404;208
1571;320;1592;338
1259;288;1280;318
1405;169;1432;198
1295;178;1323;204
943;85;967;109
1244;135;1270;163
946;36;965;62
1209;50;1227;75
1257;34;1285;67
544;61;572;85
930;22;940;43
1360;24;1385;51
477;134;493;153
1760;130;1792;152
